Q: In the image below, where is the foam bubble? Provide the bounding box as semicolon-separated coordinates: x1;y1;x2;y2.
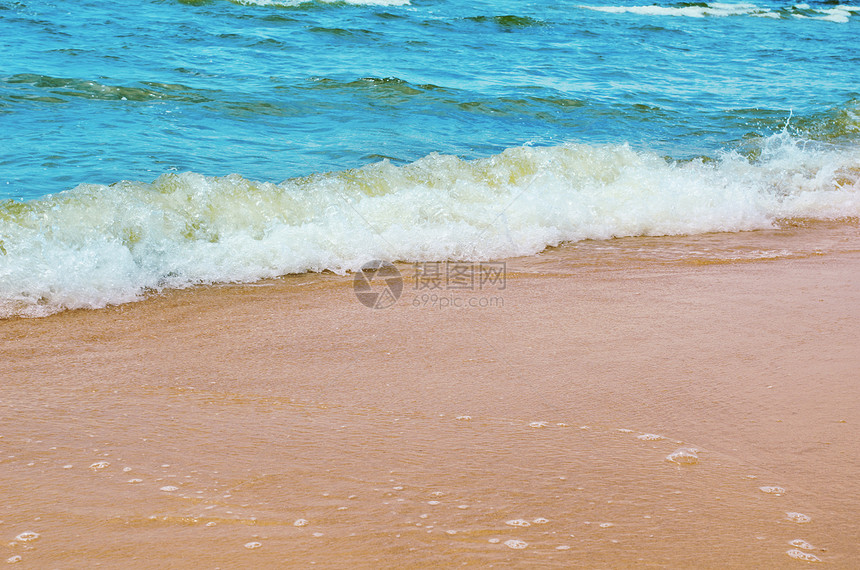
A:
488;538;501;544
160;485;179;492
789;539;815;550
504;539;528;549
89;461;110;471
759;486;786;495
786;512;812;523
529;421;548;428
506;519;531;527
666;448;699;465
14;532;39;542
556;545;571;550
637;433;664;441
532;518;549;524
786;549;821;562
294;519;309;527
6;555;22;564
244;541;262;549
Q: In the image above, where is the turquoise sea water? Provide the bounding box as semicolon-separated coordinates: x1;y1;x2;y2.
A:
1;0;859;315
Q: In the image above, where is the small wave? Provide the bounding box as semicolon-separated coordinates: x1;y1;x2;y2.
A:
307;26;379;38
463;15;547;29
299;76;433;105
231;0;410;7
580;2;770;18
299;76;588;120
1;74;212;103
789;2;860;23
794;99;860;141
578;2;860;22
1;134;858;318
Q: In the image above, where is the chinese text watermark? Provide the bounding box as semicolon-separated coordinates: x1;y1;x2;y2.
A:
353;261;506;309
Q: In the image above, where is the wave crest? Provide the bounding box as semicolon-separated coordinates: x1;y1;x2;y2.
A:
579;2;860;22
1;136;858;317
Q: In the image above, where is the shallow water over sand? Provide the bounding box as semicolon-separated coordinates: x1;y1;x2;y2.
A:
0;387;840;567
2;223;858;567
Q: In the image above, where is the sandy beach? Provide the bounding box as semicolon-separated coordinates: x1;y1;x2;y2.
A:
5;0;860;567
2;221;858;568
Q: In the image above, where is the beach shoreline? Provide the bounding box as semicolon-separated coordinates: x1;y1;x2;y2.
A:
5;0;860;565
2;224;858;567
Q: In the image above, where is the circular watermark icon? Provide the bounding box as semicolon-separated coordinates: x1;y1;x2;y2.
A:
353;260;403;309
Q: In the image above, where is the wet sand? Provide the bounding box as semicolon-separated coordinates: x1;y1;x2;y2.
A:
1;221;859;568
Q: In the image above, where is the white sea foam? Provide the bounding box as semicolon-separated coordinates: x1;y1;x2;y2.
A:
1;136;858;317
581;3;765;18
579;2;860;22
813;6;860;23
666;447;700;465
786;549;821;562
786;511;812;523
14;532;40;542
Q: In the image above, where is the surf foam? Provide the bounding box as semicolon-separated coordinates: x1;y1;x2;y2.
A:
1;135;858;317
579;2;860;22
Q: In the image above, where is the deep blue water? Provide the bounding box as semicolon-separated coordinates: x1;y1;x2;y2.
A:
2;0;858;200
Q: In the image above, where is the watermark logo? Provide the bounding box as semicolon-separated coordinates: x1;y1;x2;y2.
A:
353;260;403;309
412;261;506;291
354;261;506;309
411;262;506;310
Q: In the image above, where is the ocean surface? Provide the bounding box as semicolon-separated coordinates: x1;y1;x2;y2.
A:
1;0;859;316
